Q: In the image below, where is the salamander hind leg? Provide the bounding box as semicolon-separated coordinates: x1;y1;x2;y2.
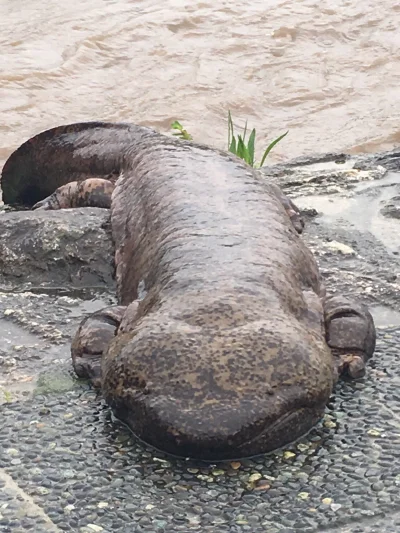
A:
324;295;376;379
33;178;115;210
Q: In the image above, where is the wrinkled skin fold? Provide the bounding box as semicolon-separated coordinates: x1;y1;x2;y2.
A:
1;122;377;460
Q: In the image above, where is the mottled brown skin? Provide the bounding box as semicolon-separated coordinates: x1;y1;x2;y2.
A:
1;122;376;460
32;179;115;210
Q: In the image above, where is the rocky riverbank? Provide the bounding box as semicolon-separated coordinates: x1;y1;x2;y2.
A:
1;150;400;532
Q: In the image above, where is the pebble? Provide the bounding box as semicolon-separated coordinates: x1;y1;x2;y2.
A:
5;449;19;456
97;502;108;509
254;480;271;491
283;451;296;459
298;492;310;500
248;473;262;483
84;526;103;532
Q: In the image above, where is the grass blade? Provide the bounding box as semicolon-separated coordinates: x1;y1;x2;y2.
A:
229;135;237;155
242;120;248;143
237;135;246;161
259;131;288;168
248;129;256;167
228;111;234;151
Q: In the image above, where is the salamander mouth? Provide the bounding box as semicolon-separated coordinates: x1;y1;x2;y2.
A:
235;406;325;459
110;400;325;462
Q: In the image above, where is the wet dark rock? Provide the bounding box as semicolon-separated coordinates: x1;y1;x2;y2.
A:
0;208;114;290
300;207;319;218
380;196;400;219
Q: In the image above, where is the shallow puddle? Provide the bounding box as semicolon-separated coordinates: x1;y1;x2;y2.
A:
0;317;39;348
0;316;77;402
65;297;115;319
296;171;400;253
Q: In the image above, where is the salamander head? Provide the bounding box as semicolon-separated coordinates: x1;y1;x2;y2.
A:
101;313;334;460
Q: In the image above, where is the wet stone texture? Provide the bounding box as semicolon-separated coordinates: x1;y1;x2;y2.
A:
1;149;400;532
0;208;114;291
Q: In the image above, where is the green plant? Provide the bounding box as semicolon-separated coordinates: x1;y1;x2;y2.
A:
1;389;12;403
171;120;193;141
227;111;288;168
170;112;288;168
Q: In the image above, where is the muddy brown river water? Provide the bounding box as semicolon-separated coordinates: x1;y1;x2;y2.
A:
1;0;400;171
